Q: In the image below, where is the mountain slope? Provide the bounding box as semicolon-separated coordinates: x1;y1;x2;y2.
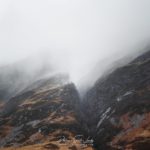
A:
82;50;150;150
1;50;150;150
0;75;93;150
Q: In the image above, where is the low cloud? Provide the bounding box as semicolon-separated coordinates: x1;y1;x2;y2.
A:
0;0;150;95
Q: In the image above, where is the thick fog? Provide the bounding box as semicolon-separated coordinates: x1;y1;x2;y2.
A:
0;0;150;90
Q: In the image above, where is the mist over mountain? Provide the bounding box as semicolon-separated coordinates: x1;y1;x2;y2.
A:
0;47;150;150
0;0;150;88
0;1;150;150
0;53;71;101
0;48;148;101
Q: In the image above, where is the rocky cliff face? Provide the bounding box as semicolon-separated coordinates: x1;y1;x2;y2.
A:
82;50;150;150
0;75;93;150
1;50;150;150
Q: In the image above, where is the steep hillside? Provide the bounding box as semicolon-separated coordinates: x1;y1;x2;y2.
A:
82;50;150;150
0;75;94;150
1;50;150;150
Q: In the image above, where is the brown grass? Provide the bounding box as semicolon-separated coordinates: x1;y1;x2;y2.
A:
111;112;150;149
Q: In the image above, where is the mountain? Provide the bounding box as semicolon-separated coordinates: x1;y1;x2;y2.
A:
82;50;150;150
0;56;55;101
0;50;150;150
0;75;93;150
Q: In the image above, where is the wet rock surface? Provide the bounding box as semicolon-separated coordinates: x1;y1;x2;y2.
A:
1;51;150;150
0;75;94;150
82;50;150;150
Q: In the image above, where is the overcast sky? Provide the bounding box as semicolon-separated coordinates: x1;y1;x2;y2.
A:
0;0;150;84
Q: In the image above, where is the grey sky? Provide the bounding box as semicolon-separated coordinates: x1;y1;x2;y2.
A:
0;0;150;84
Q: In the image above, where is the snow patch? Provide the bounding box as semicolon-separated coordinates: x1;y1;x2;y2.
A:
97;107;111;128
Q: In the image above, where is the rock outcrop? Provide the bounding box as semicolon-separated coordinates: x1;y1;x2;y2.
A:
1;50;150;150
82;50;150;150
0;75;93;150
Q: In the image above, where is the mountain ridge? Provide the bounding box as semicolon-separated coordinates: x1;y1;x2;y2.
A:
82;50;150;149
0;50;150;150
